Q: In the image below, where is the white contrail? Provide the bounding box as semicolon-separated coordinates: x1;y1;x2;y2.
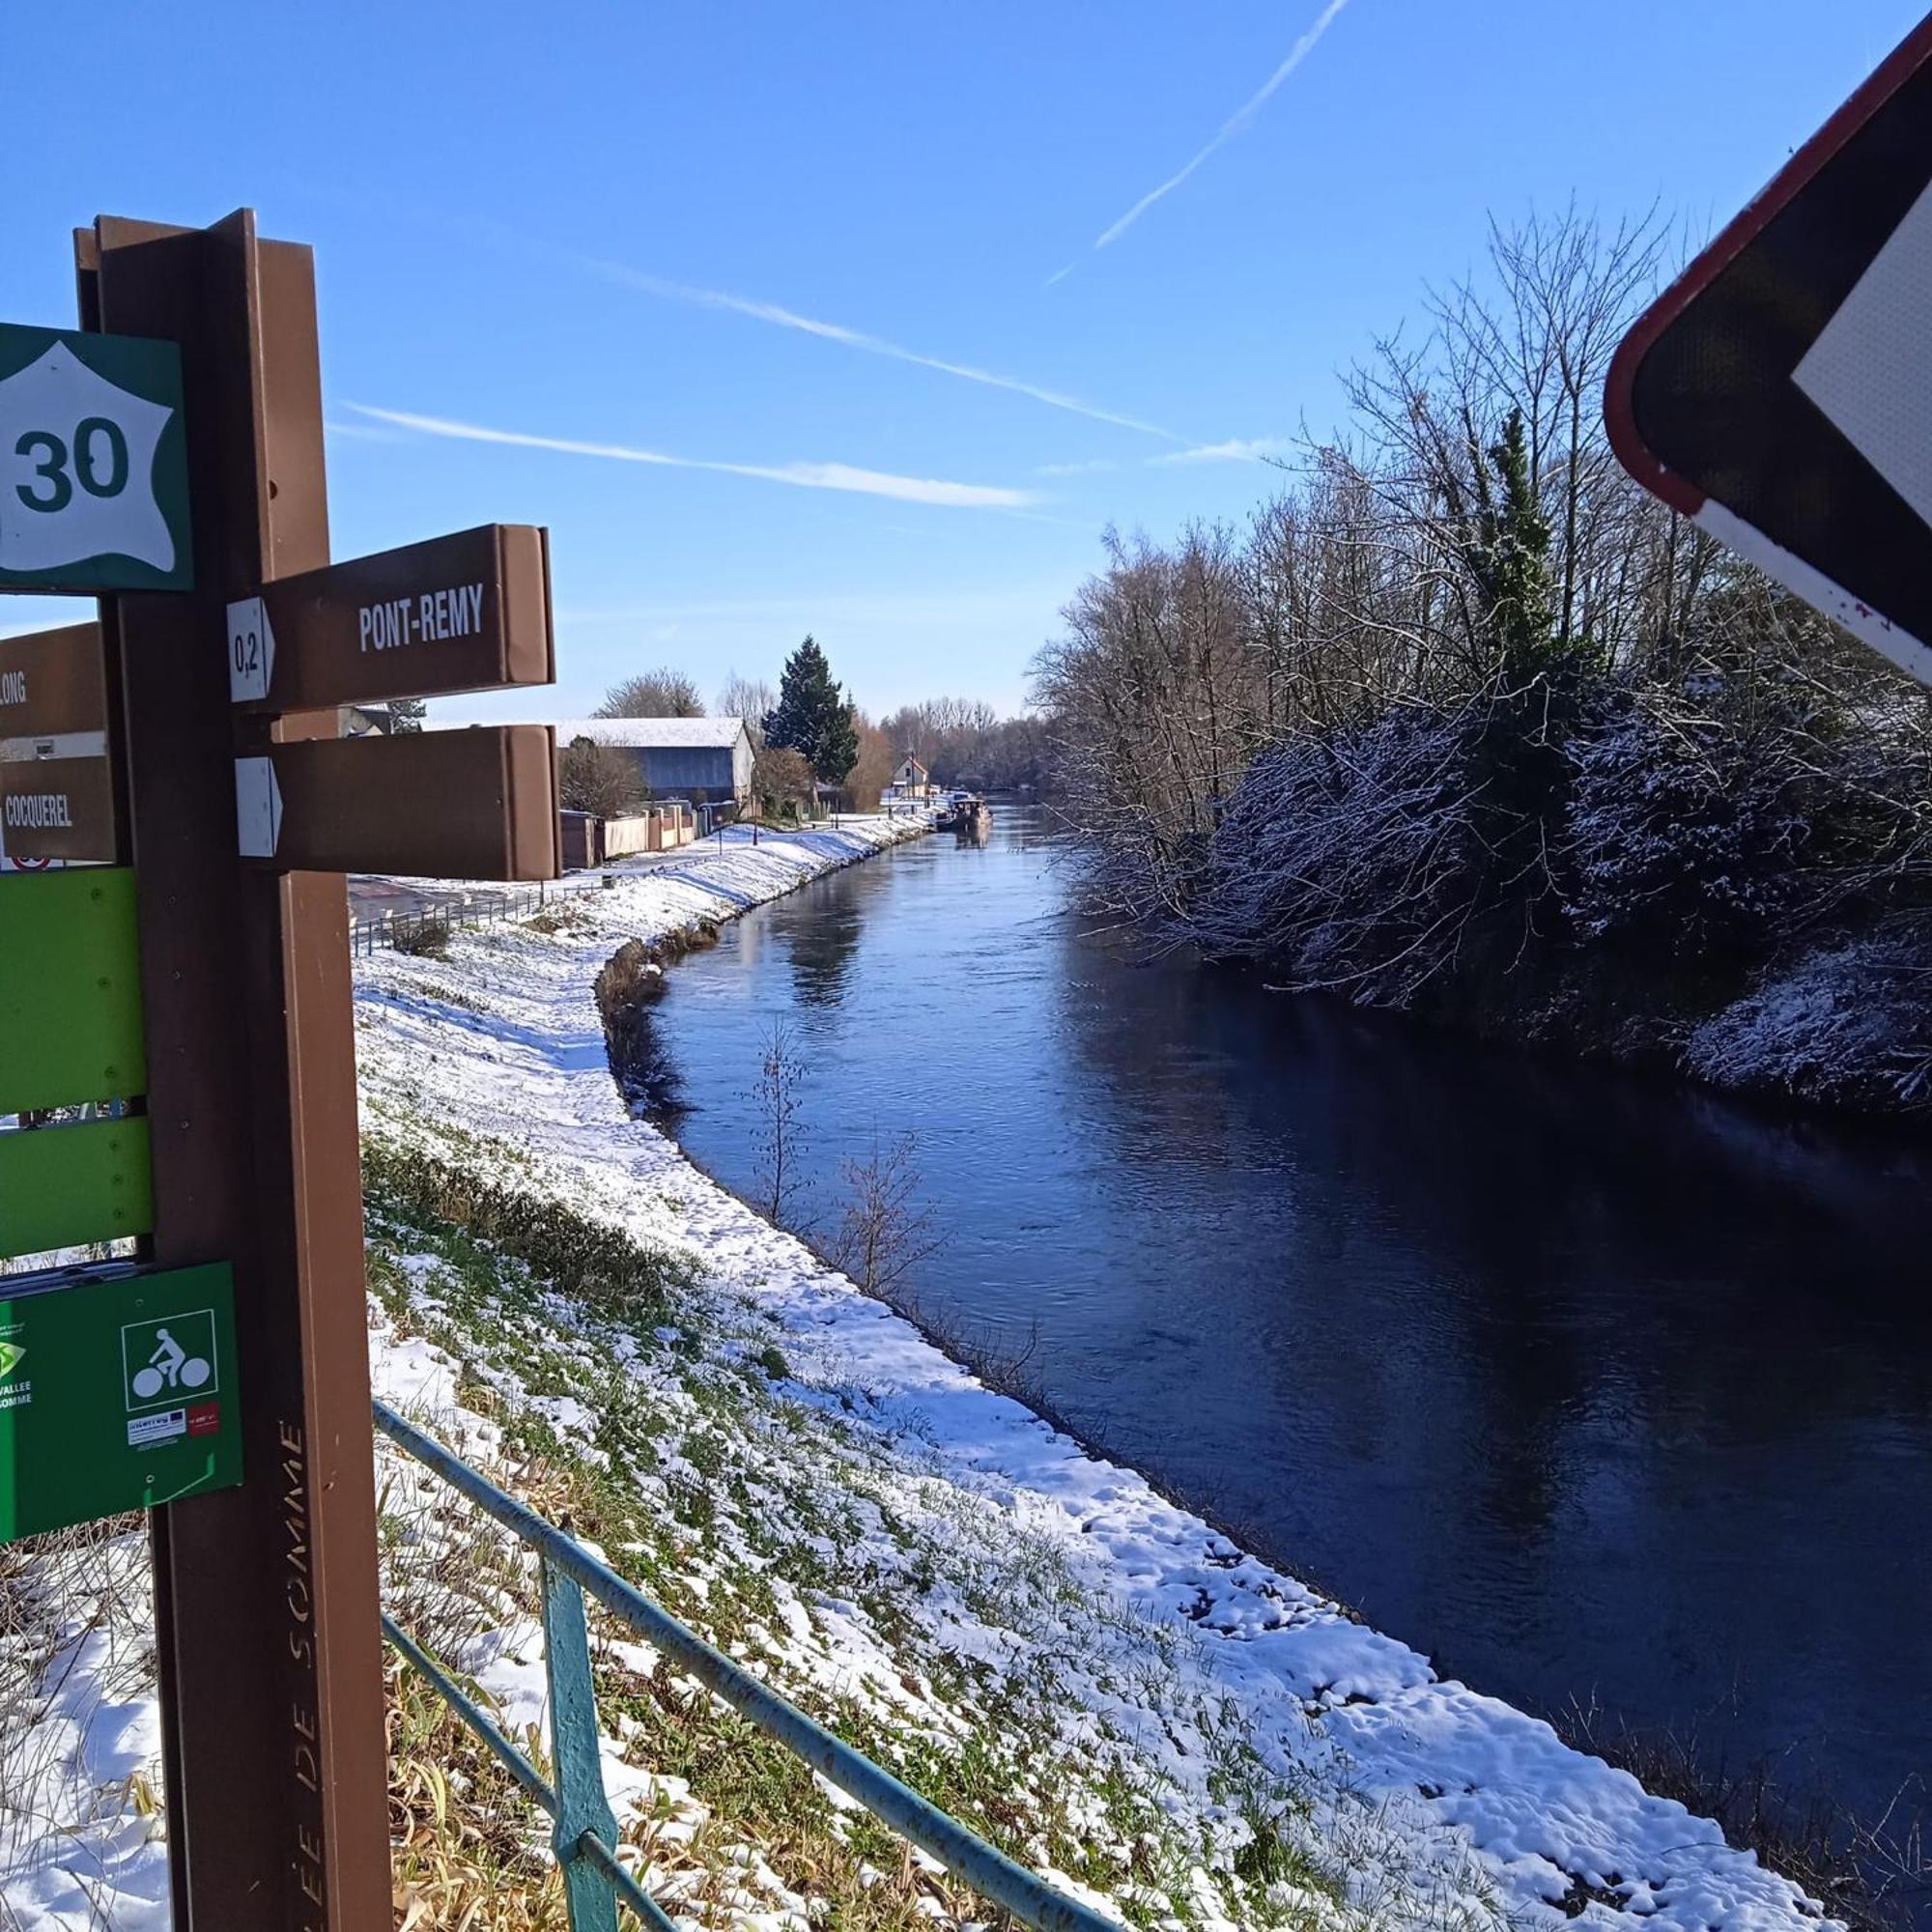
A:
1152;437;1291;465
348;405;1036;510
565;252;1181;441
1070;0;1353;271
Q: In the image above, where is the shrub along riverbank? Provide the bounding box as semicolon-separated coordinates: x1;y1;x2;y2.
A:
1034;209;1932;1118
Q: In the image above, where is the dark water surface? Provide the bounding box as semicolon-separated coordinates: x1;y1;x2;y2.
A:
650;808;1932;1825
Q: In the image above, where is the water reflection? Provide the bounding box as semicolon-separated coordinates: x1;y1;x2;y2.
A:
650;808;1932;1830
785;896;866;1008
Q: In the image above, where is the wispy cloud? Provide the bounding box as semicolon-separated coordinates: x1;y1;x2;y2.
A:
558;251;1180;442
325;417;406;443
1055;0;1353;281
1035;456;1123;477
349;404;1036;510
1152;437;1291;465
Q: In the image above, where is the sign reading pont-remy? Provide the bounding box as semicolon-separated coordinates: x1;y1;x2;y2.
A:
227;523;553;708
0;1263;242;1544
1605;14;1932;686
0;324;191;592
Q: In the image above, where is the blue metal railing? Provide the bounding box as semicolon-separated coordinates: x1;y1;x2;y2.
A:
374;1400;1117;1932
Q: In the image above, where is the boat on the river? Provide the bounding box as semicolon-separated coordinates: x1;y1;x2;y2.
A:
935;792;988;836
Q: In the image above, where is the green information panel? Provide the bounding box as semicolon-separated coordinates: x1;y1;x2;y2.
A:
0;1115;153;1260
0;868;146;1115
0;1262;242;1542
0;322;192;594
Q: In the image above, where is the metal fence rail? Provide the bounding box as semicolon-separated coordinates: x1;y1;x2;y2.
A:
351;885;551;957
374;1400;1115;1932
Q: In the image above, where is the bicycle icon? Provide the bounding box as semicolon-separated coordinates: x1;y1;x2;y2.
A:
122;1309;219;1411
130;1327;213;1402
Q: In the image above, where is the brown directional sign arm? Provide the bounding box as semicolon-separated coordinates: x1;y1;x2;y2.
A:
237;724;559;878
230;522;554;712
0;753;118;863
0;623;107;739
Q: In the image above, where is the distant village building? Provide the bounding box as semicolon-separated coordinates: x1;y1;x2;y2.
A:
885;754;937;804
531;718;755;805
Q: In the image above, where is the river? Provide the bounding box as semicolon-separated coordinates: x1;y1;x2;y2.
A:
643;806;1932;1833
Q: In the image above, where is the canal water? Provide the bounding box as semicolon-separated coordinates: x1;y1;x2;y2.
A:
646;807;1932;1829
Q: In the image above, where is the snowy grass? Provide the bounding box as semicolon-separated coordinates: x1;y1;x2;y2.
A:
362;1152;1419;1929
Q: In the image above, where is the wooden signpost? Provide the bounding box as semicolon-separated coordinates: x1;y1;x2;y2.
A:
0;207;564;1930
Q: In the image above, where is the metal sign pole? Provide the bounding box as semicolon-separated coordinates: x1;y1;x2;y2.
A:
86;212;388;1932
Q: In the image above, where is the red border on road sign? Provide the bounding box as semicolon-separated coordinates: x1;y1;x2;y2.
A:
1605;14;1932;513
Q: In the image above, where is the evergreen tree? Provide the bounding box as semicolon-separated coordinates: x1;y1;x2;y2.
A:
387;696;426;733
762;636;859;782
1468;409;1554;676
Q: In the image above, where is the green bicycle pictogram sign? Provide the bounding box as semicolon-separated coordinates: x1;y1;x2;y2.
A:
0;323;192;593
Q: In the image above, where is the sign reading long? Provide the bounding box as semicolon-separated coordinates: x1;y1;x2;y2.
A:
0;324;192;594
0;623;108;741
227;524;553;711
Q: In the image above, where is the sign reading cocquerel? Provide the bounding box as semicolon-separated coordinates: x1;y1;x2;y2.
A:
0;754;117;862
0;324;191;593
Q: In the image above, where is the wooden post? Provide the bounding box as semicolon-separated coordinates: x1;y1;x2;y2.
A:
88;212;389;1931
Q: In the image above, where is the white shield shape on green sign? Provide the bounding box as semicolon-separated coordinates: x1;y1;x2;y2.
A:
0;324;192;593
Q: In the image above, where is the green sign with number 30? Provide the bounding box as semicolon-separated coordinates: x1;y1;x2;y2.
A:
0;323;192;593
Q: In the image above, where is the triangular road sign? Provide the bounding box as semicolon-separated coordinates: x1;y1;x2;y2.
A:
1606;15;1932;686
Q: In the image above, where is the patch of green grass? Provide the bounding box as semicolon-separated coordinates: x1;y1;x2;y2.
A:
364;1136;690;1322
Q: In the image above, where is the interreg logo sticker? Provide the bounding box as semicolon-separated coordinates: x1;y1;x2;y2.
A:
0;323;192;593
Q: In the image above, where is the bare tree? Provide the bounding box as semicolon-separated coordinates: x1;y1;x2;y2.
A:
750;744;816;821
595;668;704;718
716;671;777;743
843;712;897;810
752;1020;808;1226
831;1130;941;1297
557;736;644;817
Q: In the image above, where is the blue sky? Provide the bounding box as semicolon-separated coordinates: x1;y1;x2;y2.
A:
2;2;1921;719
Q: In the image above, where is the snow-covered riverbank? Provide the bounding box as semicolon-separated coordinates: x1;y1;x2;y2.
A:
3;816;1837;1929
